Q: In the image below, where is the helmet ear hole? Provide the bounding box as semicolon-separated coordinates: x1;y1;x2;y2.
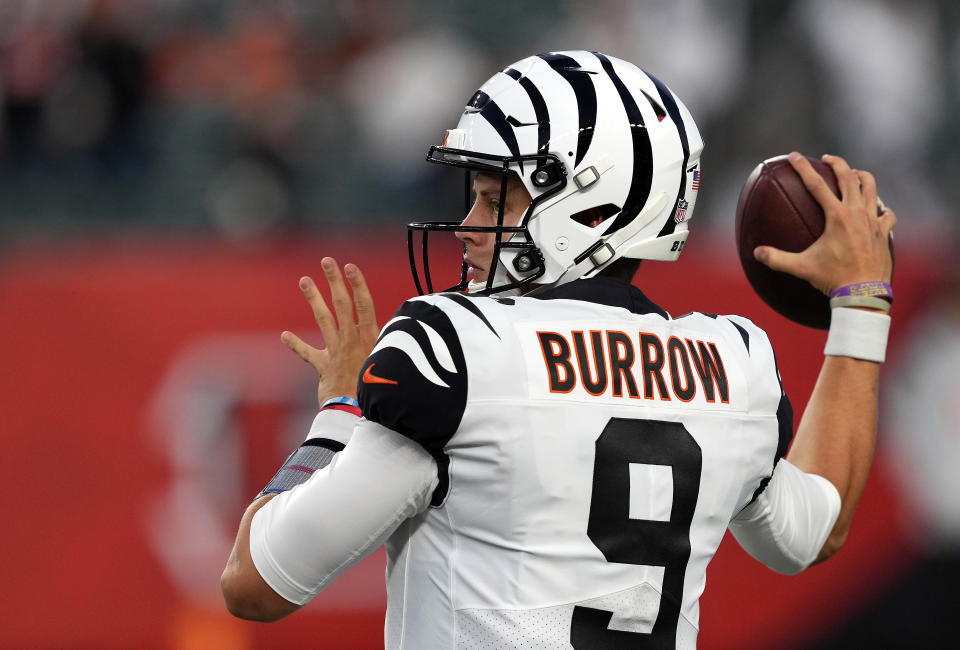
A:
570;203;620;228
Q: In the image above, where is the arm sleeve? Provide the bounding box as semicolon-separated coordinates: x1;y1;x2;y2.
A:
305;407;359;445
730;458;841;575
248;419;438;605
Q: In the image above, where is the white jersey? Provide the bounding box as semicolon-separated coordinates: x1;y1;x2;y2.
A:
356;277;793;649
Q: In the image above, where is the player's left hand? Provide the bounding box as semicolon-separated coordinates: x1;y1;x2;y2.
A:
281;257;379;406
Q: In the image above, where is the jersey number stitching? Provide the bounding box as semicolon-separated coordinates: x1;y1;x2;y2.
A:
571;418;703;649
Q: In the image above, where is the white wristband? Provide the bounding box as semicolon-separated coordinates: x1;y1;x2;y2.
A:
823;307;891;363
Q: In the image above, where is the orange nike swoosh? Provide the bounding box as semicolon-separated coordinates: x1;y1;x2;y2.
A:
362;363;398;385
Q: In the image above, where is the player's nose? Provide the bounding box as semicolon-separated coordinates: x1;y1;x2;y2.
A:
455;201;485;246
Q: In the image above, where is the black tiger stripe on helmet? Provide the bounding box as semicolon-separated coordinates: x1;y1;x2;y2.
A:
538;52;598;167
504;67;551;154
592;51;654;236
467;90;521;161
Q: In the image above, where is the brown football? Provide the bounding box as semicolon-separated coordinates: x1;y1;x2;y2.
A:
735;154;890;330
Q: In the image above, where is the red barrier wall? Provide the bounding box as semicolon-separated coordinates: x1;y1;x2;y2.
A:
0;232;936;649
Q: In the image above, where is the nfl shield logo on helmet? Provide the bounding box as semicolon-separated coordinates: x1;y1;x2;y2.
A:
675;199;689;223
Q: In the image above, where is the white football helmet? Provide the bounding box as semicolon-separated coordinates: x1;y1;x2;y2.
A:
409;50;704;295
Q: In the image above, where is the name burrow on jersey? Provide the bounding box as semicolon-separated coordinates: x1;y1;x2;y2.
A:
516;322;747;410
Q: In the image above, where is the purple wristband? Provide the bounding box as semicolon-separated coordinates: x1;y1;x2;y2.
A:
829;281;893;303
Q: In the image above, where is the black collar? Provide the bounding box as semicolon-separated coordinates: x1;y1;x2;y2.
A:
532;276;668;318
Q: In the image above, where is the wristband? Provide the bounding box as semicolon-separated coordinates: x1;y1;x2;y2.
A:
828;281;893;302
321;396;360;408
823;307;891;363
829;295;891;313
320;395;361;416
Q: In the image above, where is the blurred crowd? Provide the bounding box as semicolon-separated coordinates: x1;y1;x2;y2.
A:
0;0;957;240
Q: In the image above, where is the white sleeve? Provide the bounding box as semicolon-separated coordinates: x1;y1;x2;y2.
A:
729;459;841;575
305;408;358;444
249;419;438;605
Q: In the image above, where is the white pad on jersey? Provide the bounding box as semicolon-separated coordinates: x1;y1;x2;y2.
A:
729;459;841;575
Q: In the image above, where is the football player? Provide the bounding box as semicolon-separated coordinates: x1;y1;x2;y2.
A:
222;51;895;648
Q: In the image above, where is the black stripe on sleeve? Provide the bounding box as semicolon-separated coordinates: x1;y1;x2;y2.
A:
726;318;751;354
745;393;794;506
745;342;794;506
775;392;795;461
302;438;346;452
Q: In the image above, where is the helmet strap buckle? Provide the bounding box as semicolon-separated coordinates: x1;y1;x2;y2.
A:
578;240;615;270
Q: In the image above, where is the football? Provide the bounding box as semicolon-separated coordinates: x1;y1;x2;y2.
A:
735;154;878;330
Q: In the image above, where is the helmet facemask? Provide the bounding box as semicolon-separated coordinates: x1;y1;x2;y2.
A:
408;146;567;295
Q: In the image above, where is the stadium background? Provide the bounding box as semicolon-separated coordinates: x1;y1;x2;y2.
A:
1;1;957;648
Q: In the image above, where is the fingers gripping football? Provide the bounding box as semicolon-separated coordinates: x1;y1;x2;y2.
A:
281;257;380;405
754;152;895;296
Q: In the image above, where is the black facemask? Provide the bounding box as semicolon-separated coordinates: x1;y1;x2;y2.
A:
408;146;567;295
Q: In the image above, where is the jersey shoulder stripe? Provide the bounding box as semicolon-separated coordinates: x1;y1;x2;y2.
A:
435;292;501;338
358;297;473;506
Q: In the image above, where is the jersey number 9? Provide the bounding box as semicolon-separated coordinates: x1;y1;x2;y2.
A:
571;418;702;649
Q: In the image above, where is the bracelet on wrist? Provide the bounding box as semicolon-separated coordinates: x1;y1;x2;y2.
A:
319;395;361;416
829;295;891;312
829;280;892;305
828;281;892;313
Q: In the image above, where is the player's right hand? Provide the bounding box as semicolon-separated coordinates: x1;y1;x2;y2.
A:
280;257;380;406
754;152;896;296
